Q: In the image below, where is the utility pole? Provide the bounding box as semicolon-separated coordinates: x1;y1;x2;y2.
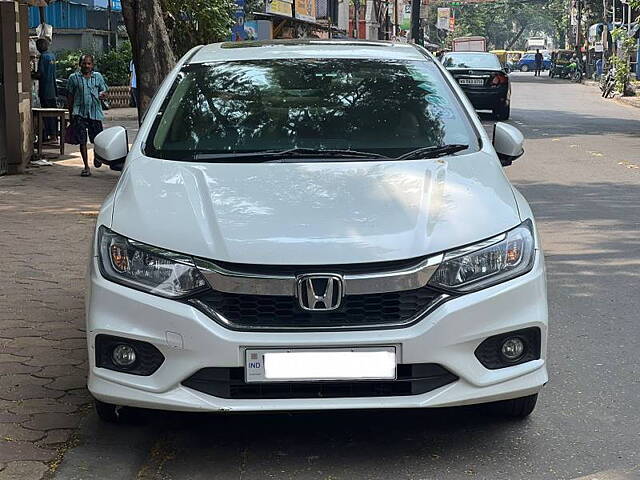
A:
107;0;113;50
575;0;582;51
393;0;399;37
354;0;360;38
410;0;421;43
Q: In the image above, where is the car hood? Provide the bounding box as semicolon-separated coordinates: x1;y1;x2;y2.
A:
110;152;521;265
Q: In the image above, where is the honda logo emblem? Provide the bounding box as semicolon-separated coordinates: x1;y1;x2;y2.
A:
296;274;344;311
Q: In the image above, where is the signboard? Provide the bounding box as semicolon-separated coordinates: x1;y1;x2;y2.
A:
436;8;450;30
295;0;316;22
231;0;247;41
400;2;412;31
594;41;604;52
266;0;293;17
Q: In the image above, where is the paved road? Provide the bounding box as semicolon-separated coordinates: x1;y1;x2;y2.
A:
53;73;640;480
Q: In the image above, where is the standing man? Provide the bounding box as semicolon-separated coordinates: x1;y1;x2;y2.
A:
34;39;57;141
534;49;543;77
66;54;108;177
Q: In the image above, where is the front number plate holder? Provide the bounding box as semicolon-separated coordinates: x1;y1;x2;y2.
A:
244;347;397;383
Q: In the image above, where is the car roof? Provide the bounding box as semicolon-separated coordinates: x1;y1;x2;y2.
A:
188;39;427;64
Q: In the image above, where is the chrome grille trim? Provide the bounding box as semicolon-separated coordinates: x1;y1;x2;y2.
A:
189;293;451;331
194;254;444;297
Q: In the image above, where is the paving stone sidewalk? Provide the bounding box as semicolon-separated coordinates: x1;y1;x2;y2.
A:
0;118;125;479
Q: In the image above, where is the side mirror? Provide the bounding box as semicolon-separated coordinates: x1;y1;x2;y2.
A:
493;122;524;167
94;126;128;172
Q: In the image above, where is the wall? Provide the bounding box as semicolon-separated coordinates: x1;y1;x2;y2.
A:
28;1;87;29
0;2;33;175
30;29;122;55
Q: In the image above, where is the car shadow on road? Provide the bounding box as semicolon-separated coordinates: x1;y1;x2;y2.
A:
507;108;640;140
117;403;534;476
517;180;640;287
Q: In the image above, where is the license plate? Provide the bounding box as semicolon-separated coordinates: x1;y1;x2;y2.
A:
458;78;484;85
245;347;397;383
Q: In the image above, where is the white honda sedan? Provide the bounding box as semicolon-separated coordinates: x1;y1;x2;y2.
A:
88;40;547;422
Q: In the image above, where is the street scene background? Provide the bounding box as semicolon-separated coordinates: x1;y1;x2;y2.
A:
1;73;639;479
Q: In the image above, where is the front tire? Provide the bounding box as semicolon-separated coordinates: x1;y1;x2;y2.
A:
489;393;538;419
520;64;529;72
94;399;120;423
94;399;142;424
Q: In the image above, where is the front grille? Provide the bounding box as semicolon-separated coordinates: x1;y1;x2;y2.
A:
182;364;458;399
190;286;446;331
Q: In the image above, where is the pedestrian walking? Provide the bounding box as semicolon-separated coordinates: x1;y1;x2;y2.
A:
129;60;138;107
33;39;57;141
534;49;543;77
66;54;108;177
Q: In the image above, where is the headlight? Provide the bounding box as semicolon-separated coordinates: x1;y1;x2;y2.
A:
428;220;535;292
97;226;208;298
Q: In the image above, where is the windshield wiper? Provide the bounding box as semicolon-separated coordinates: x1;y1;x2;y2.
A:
193;148;390;162
394;144;469;161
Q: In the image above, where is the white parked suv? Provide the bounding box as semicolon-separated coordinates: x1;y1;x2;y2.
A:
88;40;548;422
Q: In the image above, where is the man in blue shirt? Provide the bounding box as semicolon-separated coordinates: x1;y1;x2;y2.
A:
34;39;58;141
66;54;108;177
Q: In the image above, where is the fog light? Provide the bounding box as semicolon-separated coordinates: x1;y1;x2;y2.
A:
501;337;525;361
112;344;136;367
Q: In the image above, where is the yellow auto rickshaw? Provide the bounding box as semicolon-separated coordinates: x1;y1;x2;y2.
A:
490;49;509;70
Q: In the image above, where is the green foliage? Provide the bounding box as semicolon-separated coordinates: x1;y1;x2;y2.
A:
54;42;132;86
96;41;133;86
610;28;635;95
435;0;565;50
55;50;82;81
162;0;236;57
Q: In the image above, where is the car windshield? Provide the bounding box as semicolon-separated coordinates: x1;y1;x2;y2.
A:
146;58;478;160
442;53;502;70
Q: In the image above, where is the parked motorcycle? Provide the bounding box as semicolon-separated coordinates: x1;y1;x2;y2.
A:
600;66;616;98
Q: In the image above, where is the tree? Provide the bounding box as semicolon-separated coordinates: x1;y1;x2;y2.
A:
162;0;236;57
121;0;176;118
438;0;569;50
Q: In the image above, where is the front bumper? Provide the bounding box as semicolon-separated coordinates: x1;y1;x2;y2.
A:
86;253;548;412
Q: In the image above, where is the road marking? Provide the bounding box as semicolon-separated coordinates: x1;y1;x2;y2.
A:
618;161;639;169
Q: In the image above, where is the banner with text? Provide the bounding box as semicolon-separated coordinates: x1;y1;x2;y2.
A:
436;8;450;30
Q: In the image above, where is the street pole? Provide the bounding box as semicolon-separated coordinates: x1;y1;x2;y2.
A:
394;0;399;37
576;0;582;52
354;0;360;38
107;0;112;50
410;0;420;43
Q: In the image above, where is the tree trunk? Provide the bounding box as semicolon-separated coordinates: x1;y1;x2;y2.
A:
121;0;176;120
505;22;528;50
